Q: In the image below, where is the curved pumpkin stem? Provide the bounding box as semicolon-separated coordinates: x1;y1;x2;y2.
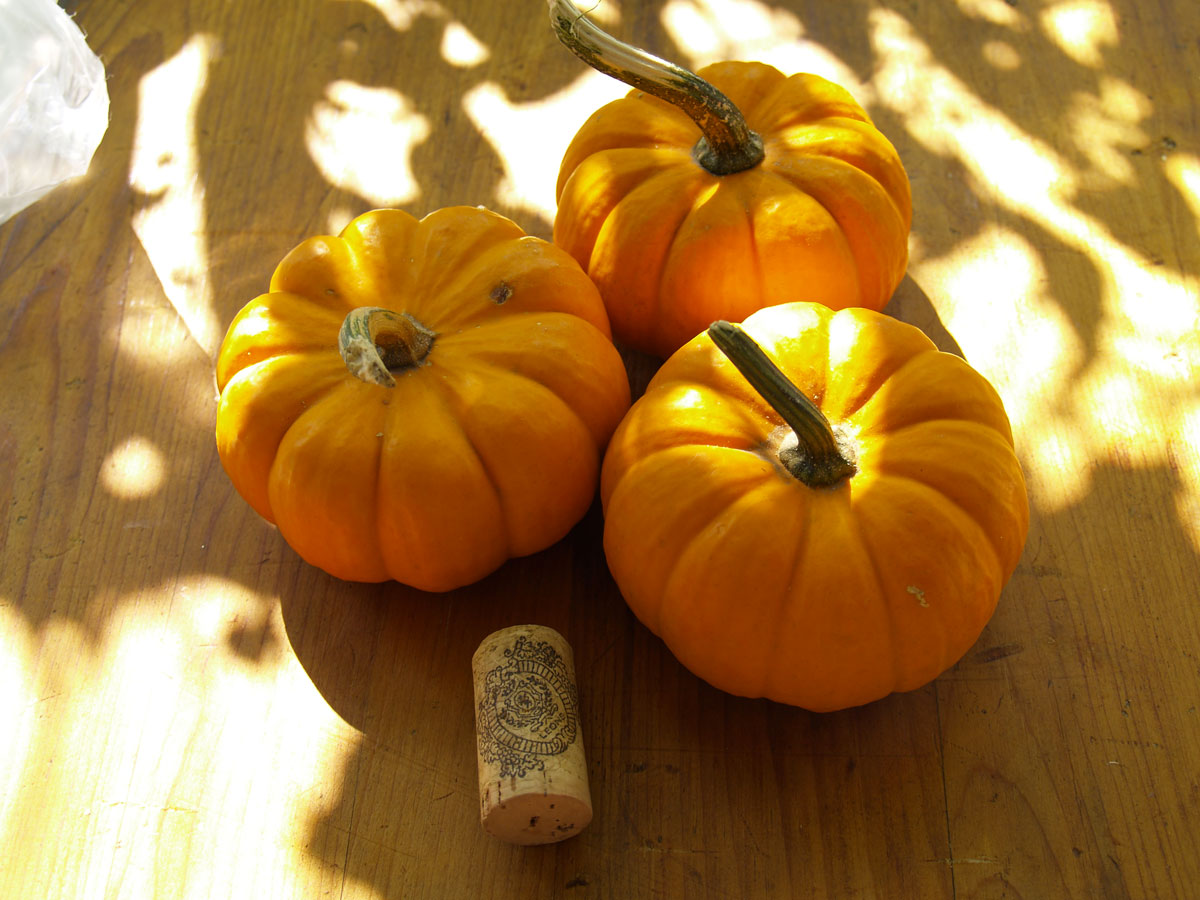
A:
339;307;436;388
707;320;856;488
547;0;764;176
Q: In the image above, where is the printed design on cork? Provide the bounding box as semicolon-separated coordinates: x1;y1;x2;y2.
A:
477;636;579;778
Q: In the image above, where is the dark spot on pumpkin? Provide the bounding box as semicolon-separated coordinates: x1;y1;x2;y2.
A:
529;815;540;827
490;282;513;304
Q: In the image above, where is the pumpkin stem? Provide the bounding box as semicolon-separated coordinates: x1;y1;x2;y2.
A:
339;307;436;388
707;320;856;488
547;0;765;176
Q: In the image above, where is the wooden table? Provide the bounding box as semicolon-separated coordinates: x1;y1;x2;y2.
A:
3;0;1197;896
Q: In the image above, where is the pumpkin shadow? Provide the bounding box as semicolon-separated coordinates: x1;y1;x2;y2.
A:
4;0;1196;895
277;525;593;736
883;274;966;358
276;496;643;893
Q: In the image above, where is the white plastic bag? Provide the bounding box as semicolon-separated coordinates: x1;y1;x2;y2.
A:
0;0;109;224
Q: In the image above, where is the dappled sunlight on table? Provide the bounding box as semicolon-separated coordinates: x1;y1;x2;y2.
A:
130;34;222;358
2;0;1198;895
0;578;360;897
100;436;168;499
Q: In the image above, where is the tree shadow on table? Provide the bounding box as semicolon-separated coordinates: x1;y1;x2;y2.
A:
3;0;1199;894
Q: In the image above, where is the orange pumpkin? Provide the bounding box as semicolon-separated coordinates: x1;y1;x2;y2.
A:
216;206;631;591
599;302;1028;711
549;1;912;358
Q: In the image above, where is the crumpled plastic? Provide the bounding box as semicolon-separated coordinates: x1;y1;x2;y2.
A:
0;0;109;225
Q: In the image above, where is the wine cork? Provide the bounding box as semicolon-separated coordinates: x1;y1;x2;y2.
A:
471;624;593;844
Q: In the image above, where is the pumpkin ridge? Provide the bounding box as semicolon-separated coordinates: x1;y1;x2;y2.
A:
216;355;347;521
599;383;769;497
588;165;711;351
608;93;698;145
850;381;1014;437
655;180;724;334
760;476;816;699
457;353;600;443
594;163;708;251
336;213;419;314
484;238;600;321
370;385;395;571
763;158;898;309
830;346;939;423
403;237;527;331
557;148;693;272
438;360;601;556
751;167;863;307
747;73;873;133
869;469;1008;584
422;364;512;558
375;372;509;582
655;475;787;672
766;119;911;229
216;294;349;390
218;351;345;429
768;140;908;224
267;380;391;580
556;148;691;273
859;419;1027;576
609;446;775;632
844;496;907;693
860;415;1015;448
439;273;609;338
258;358;361;458
555;102;698;200
402;210;522;318
269;236;364;308
850;471;1010;688
740;184;766;314
853;352;1016;442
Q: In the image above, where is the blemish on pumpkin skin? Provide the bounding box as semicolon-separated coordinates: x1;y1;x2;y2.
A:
490;282;513;304
907;585;928;607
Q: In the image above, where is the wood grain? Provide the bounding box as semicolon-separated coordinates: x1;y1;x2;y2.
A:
2;0;1198;897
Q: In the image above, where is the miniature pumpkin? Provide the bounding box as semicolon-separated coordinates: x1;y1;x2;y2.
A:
549;0;912;358
599;303;1028;711
216;206;631;591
